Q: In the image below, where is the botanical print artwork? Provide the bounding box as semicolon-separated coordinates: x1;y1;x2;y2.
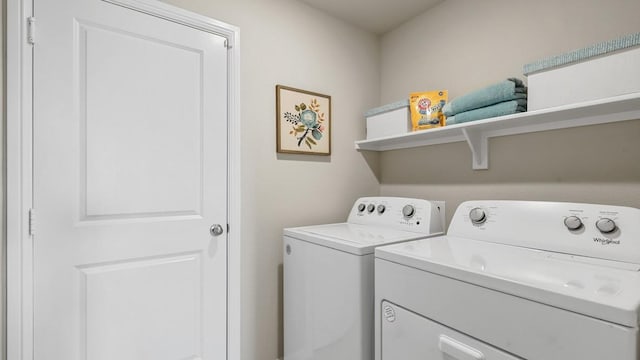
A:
276;85;331;155
283;98;326;150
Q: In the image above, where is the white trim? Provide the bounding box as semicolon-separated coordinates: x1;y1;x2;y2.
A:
6;0;242;359
102;0;236;37
7;0;34;359
226;28;243;360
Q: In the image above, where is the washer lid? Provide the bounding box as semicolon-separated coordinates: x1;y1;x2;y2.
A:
284;223;439;255
376;236;640;327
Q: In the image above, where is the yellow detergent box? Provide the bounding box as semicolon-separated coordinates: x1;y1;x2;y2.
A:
410;90;448;131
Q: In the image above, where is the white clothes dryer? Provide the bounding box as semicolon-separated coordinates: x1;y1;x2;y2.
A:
283;197;445;360
375;200;640;360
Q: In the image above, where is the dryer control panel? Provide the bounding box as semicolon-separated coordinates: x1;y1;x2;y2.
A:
348;197;445;235
448;200;640;266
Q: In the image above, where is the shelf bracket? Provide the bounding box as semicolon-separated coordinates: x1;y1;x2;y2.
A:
462;128;488;170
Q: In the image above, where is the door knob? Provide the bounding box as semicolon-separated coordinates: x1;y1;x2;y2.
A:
210;224;224;236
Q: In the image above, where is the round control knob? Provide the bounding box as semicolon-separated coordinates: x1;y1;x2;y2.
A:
402;205;415;218
357;203;366;212
596;218;617;234
564;216;583;231
469;207;487;224
367;204;376;213
377;205;386;214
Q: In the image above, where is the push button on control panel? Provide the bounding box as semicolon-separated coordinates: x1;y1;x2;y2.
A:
357;202;389;215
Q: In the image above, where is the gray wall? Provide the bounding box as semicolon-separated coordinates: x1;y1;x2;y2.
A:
378;0;640;225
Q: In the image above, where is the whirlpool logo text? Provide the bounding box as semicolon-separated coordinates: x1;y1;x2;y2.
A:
593;237;620;245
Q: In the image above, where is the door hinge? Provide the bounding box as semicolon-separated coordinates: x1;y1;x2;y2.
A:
27;17;36;45
226;224;230;233
28;208;36;236
224;39;232;49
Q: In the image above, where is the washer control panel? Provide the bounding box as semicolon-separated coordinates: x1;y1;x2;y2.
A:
449;200;640;265
348;197;445;235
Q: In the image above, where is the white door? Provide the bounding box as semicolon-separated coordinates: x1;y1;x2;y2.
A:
33;0;228;359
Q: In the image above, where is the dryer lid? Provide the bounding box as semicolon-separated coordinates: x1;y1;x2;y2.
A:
376;236;640;327
284;223;439;255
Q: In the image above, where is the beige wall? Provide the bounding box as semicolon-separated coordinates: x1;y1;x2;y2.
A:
159;1;381;359
379;0;640;225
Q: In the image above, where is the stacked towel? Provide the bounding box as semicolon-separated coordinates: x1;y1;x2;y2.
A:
446;100;527;125
444;78;527;125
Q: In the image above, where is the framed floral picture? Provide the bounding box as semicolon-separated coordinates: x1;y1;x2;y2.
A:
276;85;331;155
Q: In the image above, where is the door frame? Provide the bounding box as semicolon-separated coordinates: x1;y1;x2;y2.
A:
6;0;242;359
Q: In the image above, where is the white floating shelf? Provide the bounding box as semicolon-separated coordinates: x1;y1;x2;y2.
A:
355;93;640;170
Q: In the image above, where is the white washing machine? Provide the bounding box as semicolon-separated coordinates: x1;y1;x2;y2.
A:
284;197;445;360
375;200;640;360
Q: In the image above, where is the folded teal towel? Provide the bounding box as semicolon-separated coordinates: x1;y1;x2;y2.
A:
446;99;527;125
443;78;527;117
